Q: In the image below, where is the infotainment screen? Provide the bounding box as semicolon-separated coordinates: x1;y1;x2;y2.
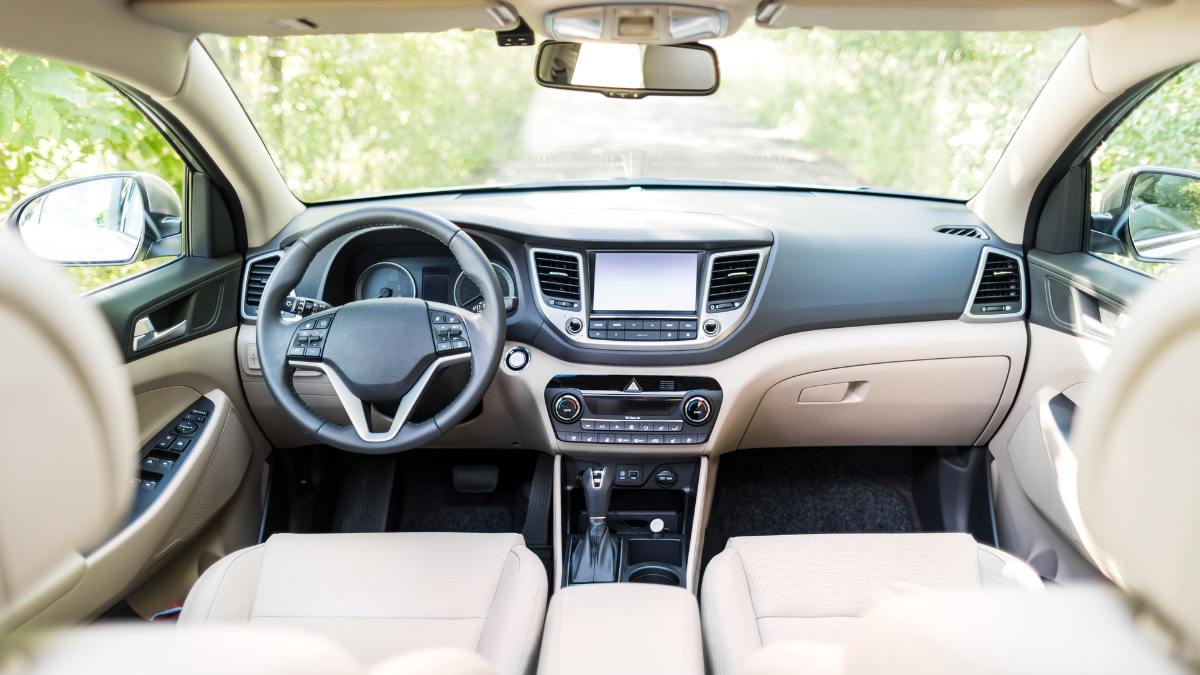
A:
592;252;698;313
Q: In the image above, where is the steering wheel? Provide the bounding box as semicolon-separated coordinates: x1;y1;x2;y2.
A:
257;206;505;454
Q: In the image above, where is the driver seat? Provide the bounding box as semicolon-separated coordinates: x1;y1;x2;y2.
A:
179;531;548;675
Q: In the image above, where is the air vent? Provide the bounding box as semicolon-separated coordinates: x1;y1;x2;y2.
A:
243;254;280;317
968;250;1024;317
706;253;760;311
533;251;581;301
935;225;988;239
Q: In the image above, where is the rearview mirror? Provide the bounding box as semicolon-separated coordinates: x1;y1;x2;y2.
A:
1093;167;1200;263
535;41;718;99
6;172;182;266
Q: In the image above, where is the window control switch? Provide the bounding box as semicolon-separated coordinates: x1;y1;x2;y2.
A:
155;435;175;449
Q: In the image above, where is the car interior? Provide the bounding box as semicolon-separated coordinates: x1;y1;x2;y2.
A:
1;1;1200;674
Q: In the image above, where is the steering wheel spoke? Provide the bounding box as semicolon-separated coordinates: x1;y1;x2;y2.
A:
291;352;471;442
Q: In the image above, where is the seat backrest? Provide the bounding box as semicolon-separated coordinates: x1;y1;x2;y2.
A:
1074;261;1200;660
0;237;137;634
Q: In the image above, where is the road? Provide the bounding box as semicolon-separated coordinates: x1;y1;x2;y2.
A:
488;87;857;186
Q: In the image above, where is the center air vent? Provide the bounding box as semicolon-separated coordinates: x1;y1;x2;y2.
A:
968;249;1024;317
935;225;988;239
706;253;760;312
242;254;281;317
533;250;581;307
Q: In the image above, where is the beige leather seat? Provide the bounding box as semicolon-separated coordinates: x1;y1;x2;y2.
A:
730;263;1200;675
701;532;1043;674
179;531;547;674
0;240;525;675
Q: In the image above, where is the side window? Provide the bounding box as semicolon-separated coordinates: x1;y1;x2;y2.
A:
1;51;186;293
1089;63;1200;279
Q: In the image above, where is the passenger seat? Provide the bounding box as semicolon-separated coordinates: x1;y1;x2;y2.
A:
701;532;1043;674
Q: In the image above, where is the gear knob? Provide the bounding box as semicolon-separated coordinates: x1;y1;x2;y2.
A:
582;465;613;520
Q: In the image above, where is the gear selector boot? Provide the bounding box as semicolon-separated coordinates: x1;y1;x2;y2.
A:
570;466;618;583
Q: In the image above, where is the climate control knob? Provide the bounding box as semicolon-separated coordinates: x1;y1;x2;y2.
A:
683;395;712;425
553;393;583;423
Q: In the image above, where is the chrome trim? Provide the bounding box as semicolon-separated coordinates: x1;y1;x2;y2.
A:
132;318;187;352
959;246;1027;323
240;251;284;321
355;261;417;301
289;352;471;442
527;246;770;351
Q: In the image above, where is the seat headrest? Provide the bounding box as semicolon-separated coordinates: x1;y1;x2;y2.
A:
1075;261;1200;655
0;237;136;628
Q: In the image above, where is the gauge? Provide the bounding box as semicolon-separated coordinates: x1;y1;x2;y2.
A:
355;262;417;301
454;263;515;313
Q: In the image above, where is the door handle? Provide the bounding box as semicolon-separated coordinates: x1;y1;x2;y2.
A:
132;317;187;352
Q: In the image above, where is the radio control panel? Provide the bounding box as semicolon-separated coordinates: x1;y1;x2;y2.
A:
545;374;722;446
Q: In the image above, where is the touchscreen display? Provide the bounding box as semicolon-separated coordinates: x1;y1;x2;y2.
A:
592;252;698;313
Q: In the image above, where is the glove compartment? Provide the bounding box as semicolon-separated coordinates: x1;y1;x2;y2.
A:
740;357;1011;448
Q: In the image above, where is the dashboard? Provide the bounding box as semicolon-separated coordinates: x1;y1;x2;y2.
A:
238;186;1029;455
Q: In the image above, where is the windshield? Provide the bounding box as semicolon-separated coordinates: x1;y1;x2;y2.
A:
201;27;1076;202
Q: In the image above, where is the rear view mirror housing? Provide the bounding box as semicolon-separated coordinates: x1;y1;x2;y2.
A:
1092;166;1200;264
535;41;719;99
5;172;182;266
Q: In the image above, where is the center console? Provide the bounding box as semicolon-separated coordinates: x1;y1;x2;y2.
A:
529;246;769;351
559;455;700;588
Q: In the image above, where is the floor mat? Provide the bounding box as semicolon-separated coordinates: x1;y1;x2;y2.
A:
701;448;917;577
334;457;396;533
400;505;513;533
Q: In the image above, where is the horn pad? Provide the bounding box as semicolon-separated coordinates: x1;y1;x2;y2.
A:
321;298;437;402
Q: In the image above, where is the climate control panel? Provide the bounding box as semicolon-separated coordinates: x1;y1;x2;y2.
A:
544;374;722;446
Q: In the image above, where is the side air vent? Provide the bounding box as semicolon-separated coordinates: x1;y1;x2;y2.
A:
935;225;989;239
242;254;281;317
533;251;581;303
967;249;1024;318
706;253;761;312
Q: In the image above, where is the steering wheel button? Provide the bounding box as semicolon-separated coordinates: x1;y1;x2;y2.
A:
305;347;322;357
301;321;315;330
315;317;331;329
436;343;452;352
446;315;461;324
431;314;445;323
289;347;305;356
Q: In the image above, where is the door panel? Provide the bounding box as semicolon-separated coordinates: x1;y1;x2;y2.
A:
88;253;242;361
986;248;1154;582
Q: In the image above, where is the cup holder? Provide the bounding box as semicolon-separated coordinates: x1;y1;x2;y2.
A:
628;566;681;586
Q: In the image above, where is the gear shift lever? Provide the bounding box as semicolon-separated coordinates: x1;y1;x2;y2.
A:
570;465;618;583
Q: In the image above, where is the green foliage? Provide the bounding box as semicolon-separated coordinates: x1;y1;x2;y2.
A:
718;28;1078;198
0;52;185;213
0;51;184;293
1091;64;1200;194
201;31;535;203
1088;64;1200;278
63;257;175;294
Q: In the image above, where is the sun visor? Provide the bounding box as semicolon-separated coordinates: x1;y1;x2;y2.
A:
754;0;1144;31
131;0;521;36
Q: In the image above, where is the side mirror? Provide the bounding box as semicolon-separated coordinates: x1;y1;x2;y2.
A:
1092;167;1200;263
535;41;718;99
6;172;182;266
